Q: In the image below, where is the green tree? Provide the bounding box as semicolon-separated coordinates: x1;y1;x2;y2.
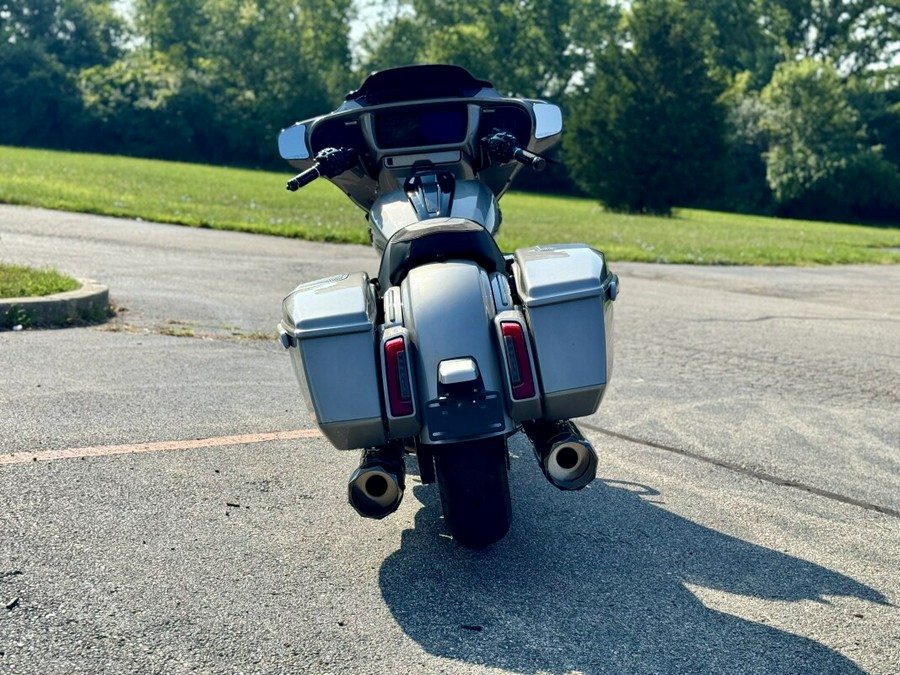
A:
77;50;199;157
689;0;778;85
712;76;775;214
565;0;726;214
0;41;82;146
758;0;900;78
1;0;125;68
761;58;900;221
193;0;353;162
850;75;900;170
357;0;620;99
133;0;206;63
79;0;353;165
0;0;125;147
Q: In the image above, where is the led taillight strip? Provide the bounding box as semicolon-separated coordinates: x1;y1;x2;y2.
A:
384;337;414;417
501;321;536;400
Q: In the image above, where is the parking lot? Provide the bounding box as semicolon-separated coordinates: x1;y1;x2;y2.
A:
1;205;897;673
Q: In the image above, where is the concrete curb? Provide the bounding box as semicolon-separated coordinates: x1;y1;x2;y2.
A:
0;279;110;329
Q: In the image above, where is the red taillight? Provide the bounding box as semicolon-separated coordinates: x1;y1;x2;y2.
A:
384;337;414;417
501;322;536;400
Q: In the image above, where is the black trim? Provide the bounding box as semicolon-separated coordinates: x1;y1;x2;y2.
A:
377;218;507;289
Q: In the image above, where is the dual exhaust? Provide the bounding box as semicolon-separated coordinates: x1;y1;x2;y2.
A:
524;420;598;491
347;421;596;519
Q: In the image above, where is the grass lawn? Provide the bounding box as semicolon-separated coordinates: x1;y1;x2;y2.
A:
1;146;899;265
0;264;80;299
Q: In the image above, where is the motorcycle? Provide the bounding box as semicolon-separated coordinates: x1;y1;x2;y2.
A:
276;65;618;548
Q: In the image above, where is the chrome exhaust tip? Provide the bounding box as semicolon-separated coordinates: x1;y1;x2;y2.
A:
347;447;405;519
525;420;598;491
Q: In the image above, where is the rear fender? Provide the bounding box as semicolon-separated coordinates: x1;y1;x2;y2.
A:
400;261;513;443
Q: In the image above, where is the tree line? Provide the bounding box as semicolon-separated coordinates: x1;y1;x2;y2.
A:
2;0;899;223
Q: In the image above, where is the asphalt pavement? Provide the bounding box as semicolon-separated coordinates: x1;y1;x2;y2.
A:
0;204;897;674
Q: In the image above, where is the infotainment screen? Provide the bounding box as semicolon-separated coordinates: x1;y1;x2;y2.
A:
374;106;468;149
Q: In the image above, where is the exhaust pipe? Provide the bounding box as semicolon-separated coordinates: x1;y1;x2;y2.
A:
524;420;598;491
348;446;405;519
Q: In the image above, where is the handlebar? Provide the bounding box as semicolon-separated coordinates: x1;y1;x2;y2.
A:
287;133;545;192
286;166;321;191
285;147;358;192
482;129;547;172
513;147;546;171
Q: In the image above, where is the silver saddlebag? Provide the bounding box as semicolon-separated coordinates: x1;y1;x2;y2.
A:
512;244;618;421
279;272;387;450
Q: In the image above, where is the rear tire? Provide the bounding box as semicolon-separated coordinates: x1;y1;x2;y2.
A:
433;436;512;549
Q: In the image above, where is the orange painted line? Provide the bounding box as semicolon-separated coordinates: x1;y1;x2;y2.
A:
0;429;322;465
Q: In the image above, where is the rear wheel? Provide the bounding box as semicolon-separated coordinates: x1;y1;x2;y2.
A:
433;436;512;548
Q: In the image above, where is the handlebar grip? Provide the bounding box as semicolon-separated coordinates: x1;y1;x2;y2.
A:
513;148;546;172
286;166;321;191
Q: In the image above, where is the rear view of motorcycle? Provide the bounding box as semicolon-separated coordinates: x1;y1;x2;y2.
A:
276;65;618;548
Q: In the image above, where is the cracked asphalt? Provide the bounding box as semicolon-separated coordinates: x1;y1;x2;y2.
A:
0;204;898;674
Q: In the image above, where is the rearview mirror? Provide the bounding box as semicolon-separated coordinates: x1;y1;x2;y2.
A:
533;103;563;139
278;124;310;160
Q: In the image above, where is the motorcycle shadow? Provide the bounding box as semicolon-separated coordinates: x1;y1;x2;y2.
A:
382;454;887;674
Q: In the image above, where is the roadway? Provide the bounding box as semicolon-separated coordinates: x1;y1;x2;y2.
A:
0;204;897;674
